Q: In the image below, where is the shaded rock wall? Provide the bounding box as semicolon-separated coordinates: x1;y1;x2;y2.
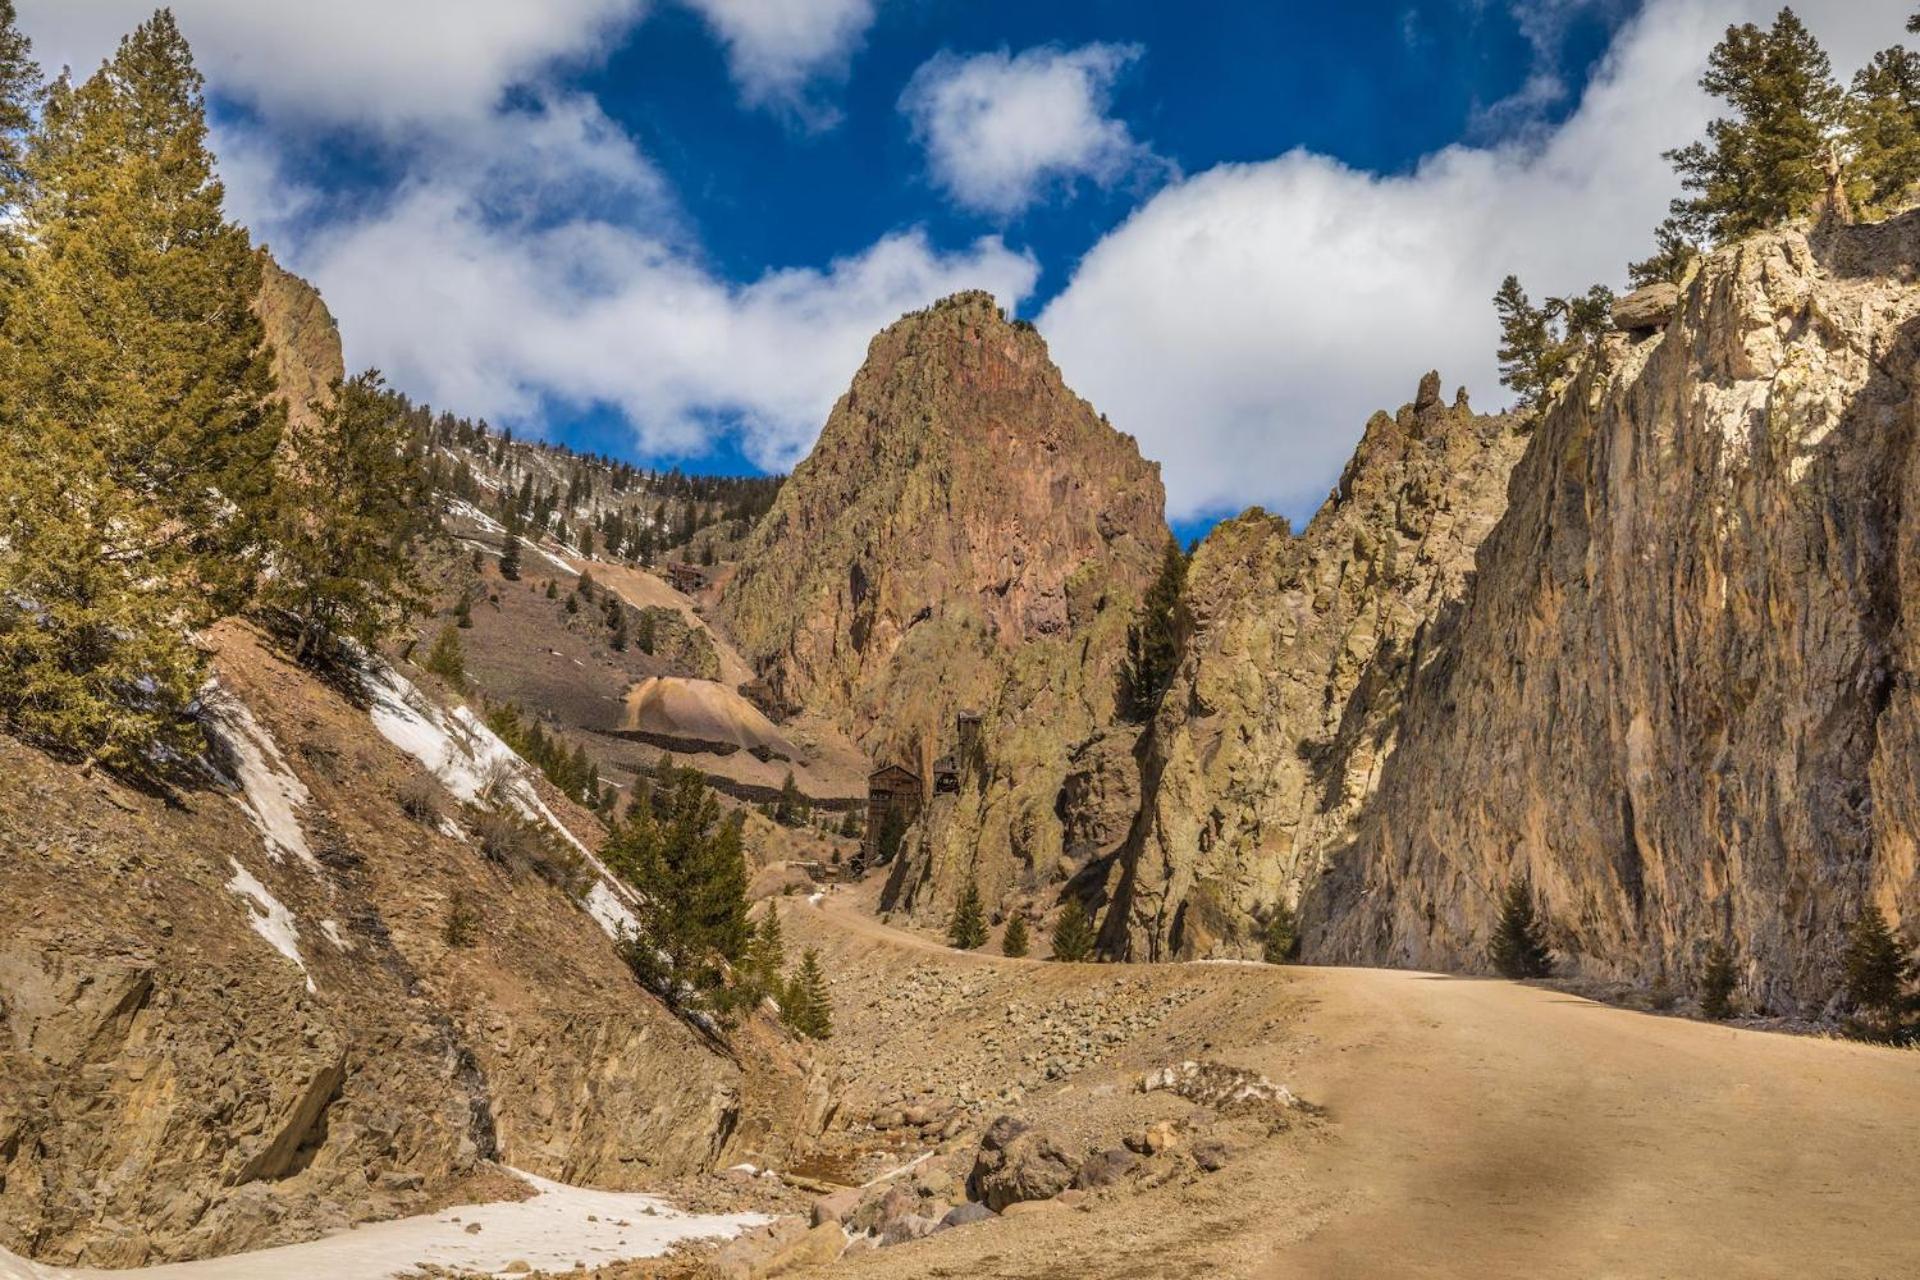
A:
1103;377;1526;959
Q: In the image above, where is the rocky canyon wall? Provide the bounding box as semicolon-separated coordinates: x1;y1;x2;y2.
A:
1306;220;1920;1015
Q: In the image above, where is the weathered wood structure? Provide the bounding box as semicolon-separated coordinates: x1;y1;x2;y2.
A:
860;763;922;870
665;562;709;593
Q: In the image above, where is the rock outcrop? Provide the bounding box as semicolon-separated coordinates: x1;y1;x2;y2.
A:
1305;219;1920;1014
1103;377;1525;959
719;292;1169;919
255;250;345;432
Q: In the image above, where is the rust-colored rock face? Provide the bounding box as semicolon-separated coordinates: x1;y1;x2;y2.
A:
1306;220;1920;1014
719;292;1169;919
255;251;345;432
1102;379;1526;961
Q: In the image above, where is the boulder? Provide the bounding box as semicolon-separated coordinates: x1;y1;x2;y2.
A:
1611;281;1680;332
969;1115;1080;1210
1192;1139;1233;1172
939;1202;997;1230
878;1213;941;1246
763;1222;848;1275
1074;1147;1139;1189
810;1187;862;1227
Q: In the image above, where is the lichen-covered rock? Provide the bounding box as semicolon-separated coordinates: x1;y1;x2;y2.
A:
1611;281;1680;332
720;292;1169;919
1102;376;1524;960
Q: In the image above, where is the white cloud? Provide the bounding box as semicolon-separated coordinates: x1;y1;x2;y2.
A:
679;0;878;126
16;0;647;131
1039;0;1904;522
257;126;1036;468
17;0;1028;474
900;43;1163;218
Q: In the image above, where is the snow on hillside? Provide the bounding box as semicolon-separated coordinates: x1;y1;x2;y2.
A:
361;662;640;938
202;685;315;869
224;858;314;993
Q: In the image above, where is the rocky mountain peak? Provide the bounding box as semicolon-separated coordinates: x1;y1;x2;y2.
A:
718;294;1168;919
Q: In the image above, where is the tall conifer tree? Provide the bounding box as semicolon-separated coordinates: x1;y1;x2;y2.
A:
0;10;280;767
268;371;430;666
1665;9;1843;241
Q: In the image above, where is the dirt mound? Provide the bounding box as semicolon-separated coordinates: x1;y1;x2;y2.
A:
617;677;801;763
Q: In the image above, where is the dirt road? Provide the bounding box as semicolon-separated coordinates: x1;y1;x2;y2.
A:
798;888;1920;1279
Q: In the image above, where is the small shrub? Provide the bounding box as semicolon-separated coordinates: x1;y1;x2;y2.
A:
1700;942;1737;1020
425;625;467;689
1051;898;1097;962
1648;974;1677;1012
444;891;481;948
395;772;443;825
1262;900;1297;964
948;878;988;950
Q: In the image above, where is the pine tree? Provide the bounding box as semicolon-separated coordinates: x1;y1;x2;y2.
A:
748;906;786;998
1843;904;1912;1024
0;0;37;242
1627;217;1702;289
775;771;802;826
1665;8;1843;241
0;11;281;768
1494;275;1556;406
1001;912;1030;958
786;948;832;1039
1262;900;1297;964
499;530;523;582
1700;941;1738;1019
1050;898;1097;962
606;772;750;1017
1123;537;1188;722
948;877;988;950
424;625;466;690
1845;45;1920;214
1489;877;1553;979
267;371;430;666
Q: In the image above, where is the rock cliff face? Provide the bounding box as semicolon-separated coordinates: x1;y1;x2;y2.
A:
1305;219;1920;1014
719;292;1169;919
1103;376;1526;959
0;625;826;1266
255;251;345;432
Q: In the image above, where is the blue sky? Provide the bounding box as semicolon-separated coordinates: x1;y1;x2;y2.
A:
16;0;1906;537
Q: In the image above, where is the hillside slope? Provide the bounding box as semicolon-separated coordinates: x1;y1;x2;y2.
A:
0;625;827;1267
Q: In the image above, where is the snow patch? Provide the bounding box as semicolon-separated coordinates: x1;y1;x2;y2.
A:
587;879;640;937
319;919;352;952
523;539;581;578
442;497;507;535
363;662;640;941
0;1168;767;1280
202;687;315;870
225;859;314;993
